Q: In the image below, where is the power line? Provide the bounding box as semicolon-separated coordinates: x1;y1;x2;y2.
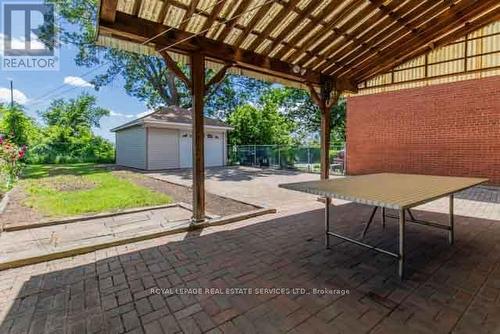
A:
29;0;277;105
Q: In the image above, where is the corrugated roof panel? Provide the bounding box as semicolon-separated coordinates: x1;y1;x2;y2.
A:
117;0;135;14
270;12;297;38
238;0;265;27
163;5;185;27
224;28;242;45
186;13;206;33
255;39;272;54
254;2;282;32
240;33;257;50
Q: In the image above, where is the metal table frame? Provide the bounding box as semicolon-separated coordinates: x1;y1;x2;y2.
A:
324;195;455;279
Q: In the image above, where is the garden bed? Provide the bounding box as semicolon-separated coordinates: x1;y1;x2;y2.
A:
0;164;258;230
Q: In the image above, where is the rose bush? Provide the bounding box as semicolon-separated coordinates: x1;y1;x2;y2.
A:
0;136;27;190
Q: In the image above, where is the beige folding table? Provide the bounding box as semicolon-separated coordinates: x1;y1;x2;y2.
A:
280;173;487;279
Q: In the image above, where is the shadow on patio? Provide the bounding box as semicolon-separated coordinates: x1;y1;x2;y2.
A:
1;203;499;333
152;166;309;183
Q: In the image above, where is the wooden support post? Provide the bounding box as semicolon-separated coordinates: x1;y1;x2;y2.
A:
191;52;205;223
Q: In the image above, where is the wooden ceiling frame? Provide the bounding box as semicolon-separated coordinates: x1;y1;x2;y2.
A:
99;0;498;91
346;0;499;81
99;11;358;91
246;0;302;52
328;0;473;77
282;0;366;63
314;0;443;74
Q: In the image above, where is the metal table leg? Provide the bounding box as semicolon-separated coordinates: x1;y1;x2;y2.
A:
449;194;454;245
325;197;331;249
399;209;405;279
381;207;386;228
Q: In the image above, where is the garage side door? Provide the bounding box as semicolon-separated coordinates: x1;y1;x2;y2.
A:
148;128;179;170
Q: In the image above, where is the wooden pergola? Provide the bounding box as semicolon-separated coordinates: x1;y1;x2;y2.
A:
97;0;500;222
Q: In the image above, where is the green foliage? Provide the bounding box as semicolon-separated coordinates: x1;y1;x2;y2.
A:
0;137;27;190
228;101;295;146
0;104;40;146
22;164;171;217
29;94;115;164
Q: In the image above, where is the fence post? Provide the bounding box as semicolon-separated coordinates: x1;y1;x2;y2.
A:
307;147;311;172
278;146;281;168
343;141;347;175
253;144;257;166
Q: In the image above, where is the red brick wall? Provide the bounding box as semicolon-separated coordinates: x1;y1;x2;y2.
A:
346;76;500;185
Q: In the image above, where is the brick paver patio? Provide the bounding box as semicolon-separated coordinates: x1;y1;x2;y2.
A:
0;185;499;333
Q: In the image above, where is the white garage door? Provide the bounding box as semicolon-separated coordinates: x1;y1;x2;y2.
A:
179;132;224;168
148;128;179;169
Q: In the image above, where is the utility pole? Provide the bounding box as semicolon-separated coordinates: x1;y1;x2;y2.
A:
9;80;14;107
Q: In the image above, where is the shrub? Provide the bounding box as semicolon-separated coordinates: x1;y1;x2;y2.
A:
0;136;27;190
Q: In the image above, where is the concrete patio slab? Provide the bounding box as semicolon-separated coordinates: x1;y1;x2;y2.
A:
146;166;324;210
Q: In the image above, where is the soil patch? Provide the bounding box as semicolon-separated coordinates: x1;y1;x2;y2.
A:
113;171;258;216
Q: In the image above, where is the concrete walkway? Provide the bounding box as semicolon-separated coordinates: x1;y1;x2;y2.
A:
146;166;322;211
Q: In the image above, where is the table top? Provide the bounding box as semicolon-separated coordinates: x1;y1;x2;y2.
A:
279;173;488;209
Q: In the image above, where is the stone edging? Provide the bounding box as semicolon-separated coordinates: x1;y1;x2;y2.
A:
2;203;183;232
0;207;276;271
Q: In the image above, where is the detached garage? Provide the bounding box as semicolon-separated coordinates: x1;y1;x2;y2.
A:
111;106;232;170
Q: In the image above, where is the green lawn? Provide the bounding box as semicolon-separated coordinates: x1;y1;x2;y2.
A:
21;164;172;217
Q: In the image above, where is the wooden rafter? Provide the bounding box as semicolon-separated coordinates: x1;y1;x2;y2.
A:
356;7;500;82
99;12;361;91
347;0;498;81
157;49;192;89
100;0;118;23
179;0;200;30
272;0;344;60
247;0;302;52
201;0;226;36
157;0;171;24
233;0;275;48
321;0;451;75
205;63;231;94
261;0;321;56
283;0;365;63
292;0;387;67
310;0;428;73
367;0;419;35
216;0;252;42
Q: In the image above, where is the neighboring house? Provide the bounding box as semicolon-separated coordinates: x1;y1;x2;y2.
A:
111;106;232;170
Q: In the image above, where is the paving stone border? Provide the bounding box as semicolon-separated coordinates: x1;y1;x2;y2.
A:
0;206;276;270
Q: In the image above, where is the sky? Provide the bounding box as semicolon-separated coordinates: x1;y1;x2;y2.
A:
0;13;152;142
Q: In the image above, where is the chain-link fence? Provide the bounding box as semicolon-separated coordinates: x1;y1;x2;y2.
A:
228;143;346;175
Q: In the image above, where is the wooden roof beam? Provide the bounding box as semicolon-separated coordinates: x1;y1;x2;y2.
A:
324;0;454;76
216;0;252;42
283;0;366;63
261;0;321;56
157;49;192;89
347;0;498;81
313;0;429;73
356;6;500;82
293;0;389;67
247;0;302;52
233;0;275;48
201;0;226;36
272;0;345;60
179;0;200;30
100;0;118;23
99;12;358;92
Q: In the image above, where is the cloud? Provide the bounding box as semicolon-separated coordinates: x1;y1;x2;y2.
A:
109;110;134;119
0;87;28;105
63;76;93;88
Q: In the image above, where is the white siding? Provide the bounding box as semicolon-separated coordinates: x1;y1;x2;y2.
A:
148;128;179;169
115;126;146;169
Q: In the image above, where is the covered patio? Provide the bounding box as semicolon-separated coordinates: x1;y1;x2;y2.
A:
0;1;499;333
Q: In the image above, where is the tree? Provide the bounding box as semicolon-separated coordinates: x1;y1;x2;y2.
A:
0;104;40;146
228;102;295;146
264;87;347;142
40;94;109;135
